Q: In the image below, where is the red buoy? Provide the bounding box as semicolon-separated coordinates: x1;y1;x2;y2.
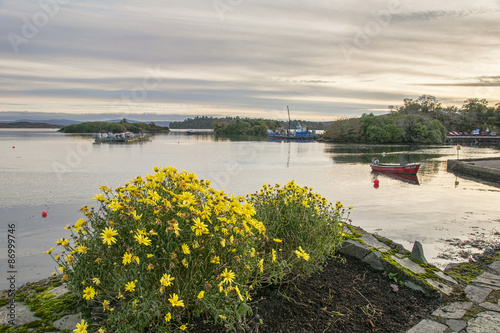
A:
12;146;15;148
42;211;48;218
374;179;379;185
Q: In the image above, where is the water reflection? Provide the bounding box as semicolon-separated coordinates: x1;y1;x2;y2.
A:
372;171;420;185
324;144;450;166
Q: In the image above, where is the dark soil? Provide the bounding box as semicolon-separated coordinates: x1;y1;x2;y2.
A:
191;254;443;333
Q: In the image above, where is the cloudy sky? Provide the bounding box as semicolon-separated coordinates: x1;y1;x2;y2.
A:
1;0;499;121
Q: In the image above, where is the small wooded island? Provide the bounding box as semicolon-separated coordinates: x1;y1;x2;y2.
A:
58;118;170;134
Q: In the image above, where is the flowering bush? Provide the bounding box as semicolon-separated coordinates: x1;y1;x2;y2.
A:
248;181;348;279
48;167;267;332
47;169;348;332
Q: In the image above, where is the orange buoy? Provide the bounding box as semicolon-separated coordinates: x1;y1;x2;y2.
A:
42;211;48;218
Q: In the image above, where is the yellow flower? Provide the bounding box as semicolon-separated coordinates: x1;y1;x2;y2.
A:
147;263;154;271
210;256;220;264
103;300;110;311
62;274;68;281
177;191;196;207
92;277;101;285
181;244;190;255
294;246;310;261
234;285;243;301
220;268;235;285
76;246;87;254
125;281;136;292
82;286;96;300
98;328;106;333
44;247;54;254
164;312;171;323
73;319;88;333
100;227;118;246
191;218;209;236
160;273;174;287
74;218;85;232
182;258;188;268
147;254;154;258
180;324;187;331
132;256;140;265
273;238;282;243
93;193;106;201
197;291;205;299
122;252;132;265
168;293;185;307
108;200;121;212
134;233;152;246
272;249;276;262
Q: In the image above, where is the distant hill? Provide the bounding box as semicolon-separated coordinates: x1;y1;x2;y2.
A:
13;119;81;126
0;121;63;129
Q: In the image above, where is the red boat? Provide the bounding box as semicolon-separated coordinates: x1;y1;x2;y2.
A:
370;160;421;175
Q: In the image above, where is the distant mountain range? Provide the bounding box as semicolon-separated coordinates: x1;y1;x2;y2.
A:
0;121;64;129
0;111;191;127
0;119;172;128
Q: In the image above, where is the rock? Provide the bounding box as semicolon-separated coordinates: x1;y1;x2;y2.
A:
47;285;69;298
410;241;428;264
473;272;500;290
465;285;492;303
392;256;426;274
483;248;496;256
444;262;462;271
360;234;391;252
362;251;385;271
404;281;426;294
466;311;500;333
426;279;454;296
434;271;457;285
432;302;473;319
406;319;448;333
446;319;466;332
0;302;41;326
53;313;82;330
338;240;371;260
479;302;500;312
489;261;500;275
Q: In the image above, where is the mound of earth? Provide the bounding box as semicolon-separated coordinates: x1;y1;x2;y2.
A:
190;254;442;332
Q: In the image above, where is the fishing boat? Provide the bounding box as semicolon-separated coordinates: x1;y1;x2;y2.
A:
370;158;421;174
266;106;314;140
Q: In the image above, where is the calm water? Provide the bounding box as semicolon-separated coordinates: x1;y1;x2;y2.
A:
1;129;500;289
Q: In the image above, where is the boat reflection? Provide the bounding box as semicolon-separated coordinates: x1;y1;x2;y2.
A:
372;171;420;185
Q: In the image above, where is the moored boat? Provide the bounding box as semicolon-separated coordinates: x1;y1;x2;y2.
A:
266;106;314;140
370;160;421;174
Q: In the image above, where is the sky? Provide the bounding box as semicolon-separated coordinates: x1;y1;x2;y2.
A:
1;0;500;122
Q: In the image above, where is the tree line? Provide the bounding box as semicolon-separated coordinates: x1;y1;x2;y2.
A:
323;95;500;144
59;119;170;134
170;115;332;135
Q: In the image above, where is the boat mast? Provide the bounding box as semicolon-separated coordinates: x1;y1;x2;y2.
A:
287;106;291;136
